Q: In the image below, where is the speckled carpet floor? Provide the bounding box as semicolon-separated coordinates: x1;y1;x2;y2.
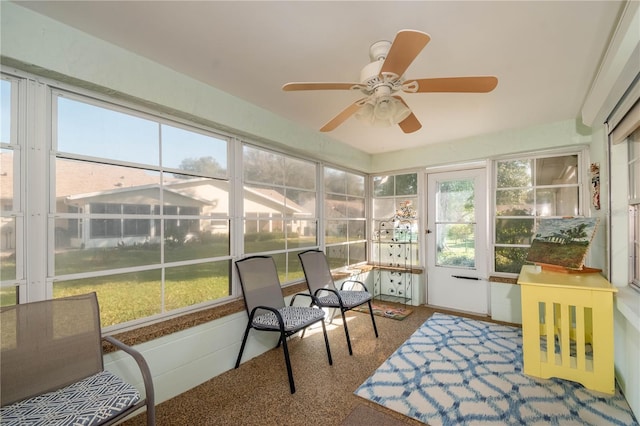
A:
121;305;636;426
123;303;438;426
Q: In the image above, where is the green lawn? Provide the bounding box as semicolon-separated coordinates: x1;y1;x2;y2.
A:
1;237;315;326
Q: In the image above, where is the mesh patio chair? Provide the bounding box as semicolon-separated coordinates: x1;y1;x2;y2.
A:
0;292;155;426
298;249;378;355
234;255;333;394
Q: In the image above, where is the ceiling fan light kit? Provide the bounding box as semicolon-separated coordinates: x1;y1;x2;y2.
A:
282;29;498;134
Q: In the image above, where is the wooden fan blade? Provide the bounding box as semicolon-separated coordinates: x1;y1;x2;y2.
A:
393;96;422;133
320;98;366;132
405;76;498;93
283;82;366;91
379;30;431;77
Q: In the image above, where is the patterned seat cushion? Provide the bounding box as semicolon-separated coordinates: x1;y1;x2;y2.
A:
317;290;371;308
252;306;325;331
0;370;140;426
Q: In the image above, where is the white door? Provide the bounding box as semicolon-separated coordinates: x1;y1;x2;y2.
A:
426;168;488;314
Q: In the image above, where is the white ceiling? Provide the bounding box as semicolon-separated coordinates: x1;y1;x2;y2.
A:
14;1;626;154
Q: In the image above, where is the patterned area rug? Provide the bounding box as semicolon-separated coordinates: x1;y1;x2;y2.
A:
355;313;638;426
353;303;413;321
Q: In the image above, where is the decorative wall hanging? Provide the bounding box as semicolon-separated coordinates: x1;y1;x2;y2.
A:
590;163;600;210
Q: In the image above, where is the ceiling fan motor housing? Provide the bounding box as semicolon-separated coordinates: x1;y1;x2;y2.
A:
360;60;403;95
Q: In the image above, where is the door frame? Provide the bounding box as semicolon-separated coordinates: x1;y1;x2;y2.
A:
423;164;490;314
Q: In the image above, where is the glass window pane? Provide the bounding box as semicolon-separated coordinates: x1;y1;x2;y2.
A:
244;220;285;253
348;220;366;241
396;173;417;195
285;157;315;190
497;160;533;188
326;245;347;270
164;261;231;311
0;217;16;281
436;179;474;222
1;149;16;213
244;185;285;217
161;125;227;177
0;285;17;307
348;197;365;218
536;188;578;216
347;174;365;197
495;218;535;244
495;247;529;273
271;252;287;284
496;189;533;216
1;79;10;144
55;159;161;212
326;220;348;244
325;194;347;218
54;218;161;274
286;189;315;217
53;270;162;327
324;167;345;194
286;220;316;248
436;223;475;268
243;145;284;185
373;175;394;197
349;242;366;265
57;96;160;166
165;220;229;263
535;155;578;185
287;251;305;282
373;198;395;218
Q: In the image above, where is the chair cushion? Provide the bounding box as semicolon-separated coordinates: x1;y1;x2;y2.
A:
0;370;140;426
253;306;325;331
317;290;371;308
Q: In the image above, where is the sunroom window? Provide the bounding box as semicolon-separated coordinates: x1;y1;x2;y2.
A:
242;145;317;283
53;92;232;328
324;166;367;270
493;154;582;274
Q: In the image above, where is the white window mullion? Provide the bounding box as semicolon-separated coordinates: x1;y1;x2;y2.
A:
24;79;50;302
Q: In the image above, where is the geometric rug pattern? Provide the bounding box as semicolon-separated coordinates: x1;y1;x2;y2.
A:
355;313;638;426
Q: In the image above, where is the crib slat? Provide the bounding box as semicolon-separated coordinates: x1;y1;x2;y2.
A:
575;306;586;371
545;302;555;364
560;303;571;368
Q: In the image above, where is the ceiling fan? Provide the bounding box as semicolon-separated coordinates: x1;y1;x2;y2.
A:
282;30;498;134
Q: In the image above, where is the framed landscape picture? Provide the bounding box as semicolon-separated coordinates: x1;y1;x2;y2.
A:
526;217;599;271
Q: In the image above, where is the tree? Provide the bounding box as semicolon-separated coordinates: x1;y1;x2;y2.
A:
174;156;225;178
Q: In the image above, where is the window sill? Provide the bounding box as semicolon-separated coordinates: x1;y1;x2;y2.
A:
615;285;640;333
102;282;308;353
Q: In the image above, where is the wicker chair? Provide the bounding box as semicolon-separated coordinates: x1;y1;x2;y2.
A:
298;249;378;355
0;292;155;426
234;255;333;394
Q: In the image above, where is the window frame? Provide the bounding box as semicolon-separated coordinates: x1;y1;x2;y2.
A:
241;143;319;283
323;165;368;270
2;68;371;332
491;149;587;277
628;130;639;291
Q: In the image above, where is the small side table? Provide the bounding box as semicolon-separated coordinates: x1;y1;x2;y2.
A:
518;265;618;394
